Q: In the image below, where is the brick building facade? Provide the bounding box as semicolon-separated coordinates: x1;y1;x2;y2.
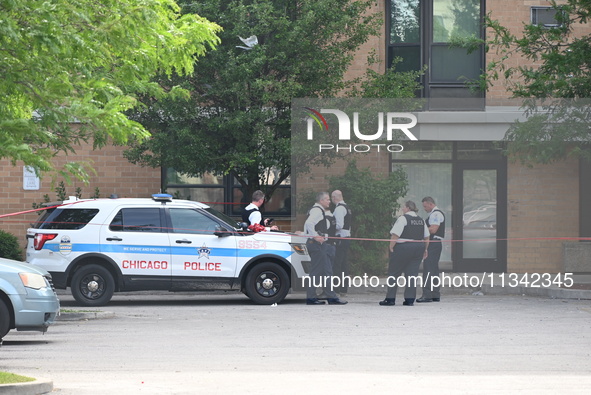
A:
0;143;161;249
1;1;589;273
296;0;591;274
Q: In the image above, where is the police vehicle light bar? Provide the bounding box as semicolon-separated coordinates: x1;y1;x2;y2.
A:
152;194;173;203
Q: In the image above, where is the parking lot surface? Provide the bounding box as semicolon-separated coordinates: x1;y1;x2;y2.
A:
1;290;591;394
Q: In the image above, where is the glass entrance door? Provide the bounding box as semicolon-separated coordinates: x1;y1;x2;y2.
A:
453;164;507;272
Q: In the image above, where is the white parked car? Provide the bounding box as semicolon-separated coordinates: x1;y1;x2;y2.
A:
0;258;60;341
26;194;310;306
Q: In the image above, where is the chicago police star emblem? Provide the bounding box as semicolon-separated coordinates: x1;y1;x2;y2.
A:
197;244;211;260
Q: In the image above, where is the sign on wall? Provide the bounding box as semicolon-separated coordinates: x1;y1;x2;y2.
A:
23;166;40;190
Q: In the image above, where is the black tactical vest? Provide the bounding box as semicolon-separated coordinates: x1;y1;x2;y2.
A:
242;207;262;226
399;214;425;240
426;209;445;240
336;202;352;231
309;206;337;237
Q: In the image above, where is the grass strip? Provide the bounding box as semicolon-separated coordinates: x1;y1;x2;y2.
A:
0;371;35;384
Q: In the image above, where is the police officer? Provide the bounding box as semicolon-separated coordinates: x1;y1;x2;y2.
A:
242;190;277;231
304;192;347;305
417;196;445;303
242;190;266;226
379;200;429;306
331;190;352;294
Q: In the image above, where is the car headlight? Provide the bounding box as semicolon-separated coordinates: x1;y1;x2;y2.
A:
19;272;48;290
290;243;308;255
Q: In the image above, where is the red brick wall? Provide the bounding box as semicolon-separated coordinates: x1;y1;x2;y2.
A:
487;0;591;102
343;1;591;102
0;143;161;251
507;156;579;273
343;1;386;83
293;150;391;232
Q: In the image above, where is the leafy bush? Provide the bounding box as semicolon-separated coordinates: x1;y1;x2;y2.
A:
33;182;101;214
297;161;408;276
0;230;24;261
328;161;408;276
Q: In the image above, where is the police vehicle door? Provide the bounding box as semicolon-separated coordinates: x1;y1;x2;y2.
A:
166;208;238;281
100;207;172;279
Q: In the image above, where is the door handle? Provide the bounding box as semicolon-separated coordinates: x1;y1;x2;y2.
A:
106;236;123;241
176;239;192;244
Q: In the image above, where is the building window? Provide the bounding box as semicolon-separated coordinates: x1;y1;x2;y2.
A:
388;0;485;109
163;169;226;213
163;169;291;217
531;6;564;28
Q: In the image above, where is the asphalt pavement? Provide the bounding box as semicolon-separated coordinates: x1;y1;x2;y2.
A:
1;274;590;394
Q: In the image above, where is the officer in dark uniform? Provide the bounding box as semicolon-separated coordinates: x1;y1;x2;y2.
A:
304;192;347;305
417;196;445;302
380;200;429;306
331;190;352;294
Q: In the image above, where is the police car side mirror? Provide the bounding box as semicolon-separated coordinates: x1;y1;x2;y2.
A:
214;225;232;237
239;222;249;231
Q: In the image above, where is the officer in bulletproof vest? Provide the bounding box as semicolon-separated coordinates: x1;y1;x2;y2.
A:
417;196;445;303
303;191;347;305
331;190;352;294
242;190;266;226
310;205;337;244
379;200;430;307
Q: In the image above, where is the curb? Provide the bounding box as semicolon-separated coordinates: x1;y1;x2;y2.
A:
57;311;115;321
481;284;591;299
0;313;112;395
0;378;52;395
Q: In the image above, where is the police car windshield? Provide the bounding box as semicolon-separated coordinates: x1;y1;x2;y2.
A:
205;208;241;230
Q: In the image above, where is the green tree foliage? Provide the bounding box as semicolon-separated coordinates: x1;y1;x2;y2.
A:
481;0;591;163
0;230;23;261
124;0;386;200
327;161;408;276
347;58;425;99
0;0;221;181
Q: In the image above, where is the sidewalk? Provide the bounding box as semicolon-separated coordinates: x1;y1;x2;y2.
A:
345;273;591;300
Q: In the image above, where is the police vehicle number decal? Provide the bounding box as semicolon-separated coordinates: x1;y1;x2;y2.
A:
238;240;267;249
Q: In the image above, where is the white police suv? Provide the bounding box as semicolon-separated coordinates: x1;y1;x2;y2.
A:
26;194;310;306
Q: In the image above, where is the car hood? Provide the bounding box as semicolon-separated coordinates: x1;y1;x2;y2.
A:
0;258;50;276
249;231;307;244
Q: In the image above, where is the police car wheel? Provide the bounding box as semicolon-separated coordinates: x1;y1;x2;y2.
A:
244;262;290;305
0;299;10;340
71;264;115;307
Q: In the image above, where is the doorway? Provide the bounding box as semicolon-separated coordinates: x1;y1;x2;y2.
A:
452;163;507;272
392;142;507;273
